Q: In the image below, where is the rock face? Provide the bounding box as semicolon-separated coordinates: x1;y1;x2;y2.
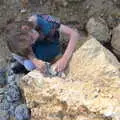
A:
68;37;120;80
20;71;106;120
20;37;120;120
111;24;120;60
68;37;120;119
86;18;110;43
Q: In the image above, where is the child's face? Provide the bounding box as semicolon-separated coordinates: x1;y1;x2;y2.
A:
21;25;39;44
28;29;39;44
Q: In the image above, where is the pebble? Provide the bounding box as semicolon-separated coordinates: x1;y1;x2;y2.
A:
8;102;21;117
5;84;21;102
15;104;30;120
0;100;10;111
45;62;66;78
0;61;29;120
0;94;4;102
0;110;9;120
0;68;7;86
0;88;5;94
7;74;16;84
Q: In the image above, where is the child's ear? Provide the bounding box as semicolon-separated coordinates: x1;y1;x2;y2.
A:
21;25;30;31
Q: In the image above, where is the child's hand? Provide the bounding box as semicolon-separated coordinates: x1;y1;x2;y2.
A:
53;57;68;72
32;58;46;73
21;25;30;31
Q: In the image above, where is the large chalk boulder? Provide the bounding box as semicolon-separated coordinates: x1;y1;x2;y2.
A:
111;24;120;61
20;37;120;120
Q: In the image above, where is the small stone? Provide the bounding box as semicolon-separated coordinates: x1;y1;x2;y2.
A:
45;62;65;78
0;100;10;111
0;68;7;86
86;17;110;43
0;95;4;102
7;75;15;84
15;104;30;120
9;102;21;117
49;64;57;76
7;70;14;76
0;88;5;94
9;58;16;63
5;85;21;102
0;110;9;120
20;9;27;13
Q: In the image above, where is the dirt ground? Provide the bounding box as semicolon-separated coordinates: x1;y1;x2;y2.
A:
0;0;120;68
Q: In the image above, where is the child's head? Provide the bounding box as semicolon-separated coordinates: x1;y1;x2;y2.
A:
6;20;39;58
6;30;31;58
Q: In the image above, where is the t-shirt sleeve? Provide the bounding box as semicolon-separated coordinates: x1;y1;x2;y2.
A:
36;14;61;35
43;15;61;29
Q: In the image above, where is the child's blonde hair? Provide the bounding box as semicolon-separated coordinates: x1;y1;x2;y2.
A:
6;21;34;58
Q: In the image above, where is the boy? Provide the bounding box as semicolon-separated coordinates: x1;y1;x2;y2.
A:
7;14;80;73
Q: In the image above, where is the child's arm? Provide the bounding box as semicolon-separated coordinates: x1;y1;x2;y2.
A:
53;24;80;72
59;24;80;62
28;54;46;73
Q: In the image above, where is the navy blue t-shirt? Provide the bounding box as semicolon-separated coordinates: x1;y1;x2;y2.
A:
32;15;61;62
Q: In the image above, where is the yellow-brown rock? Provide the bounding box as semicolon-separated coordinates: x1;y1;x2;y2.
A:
68;37;120;119
111;24;120;60
20;37;120;120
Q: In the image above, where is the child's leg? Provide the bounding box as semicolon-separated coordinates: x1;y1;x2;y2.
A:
12;53;24;65
23;60;36;71
12;53;36;71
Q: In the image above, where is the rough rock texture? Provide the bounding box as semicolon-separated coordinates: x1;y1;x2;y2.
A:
86;18;110;43
20;71;107;120
111;24;120;60
15;104;30;120
0;110;9;120
0;68;7;87
0;62;27;120
68;37;120;119
0;0;119;119
20;37;120;120
0;35;10;69
68;37;120;80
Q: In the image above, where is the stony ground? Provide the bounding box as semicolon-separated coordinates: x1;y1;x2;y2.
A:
0;0;120;120
0;61;30;120
0;0;120;68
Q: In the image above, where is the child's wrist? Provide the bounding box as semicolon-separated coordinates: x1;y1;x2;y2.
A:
28;54;34;60
62;54;70;61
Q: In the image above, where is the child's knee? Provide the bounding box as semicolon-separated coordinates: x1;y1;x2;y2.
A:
23;60;36;71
